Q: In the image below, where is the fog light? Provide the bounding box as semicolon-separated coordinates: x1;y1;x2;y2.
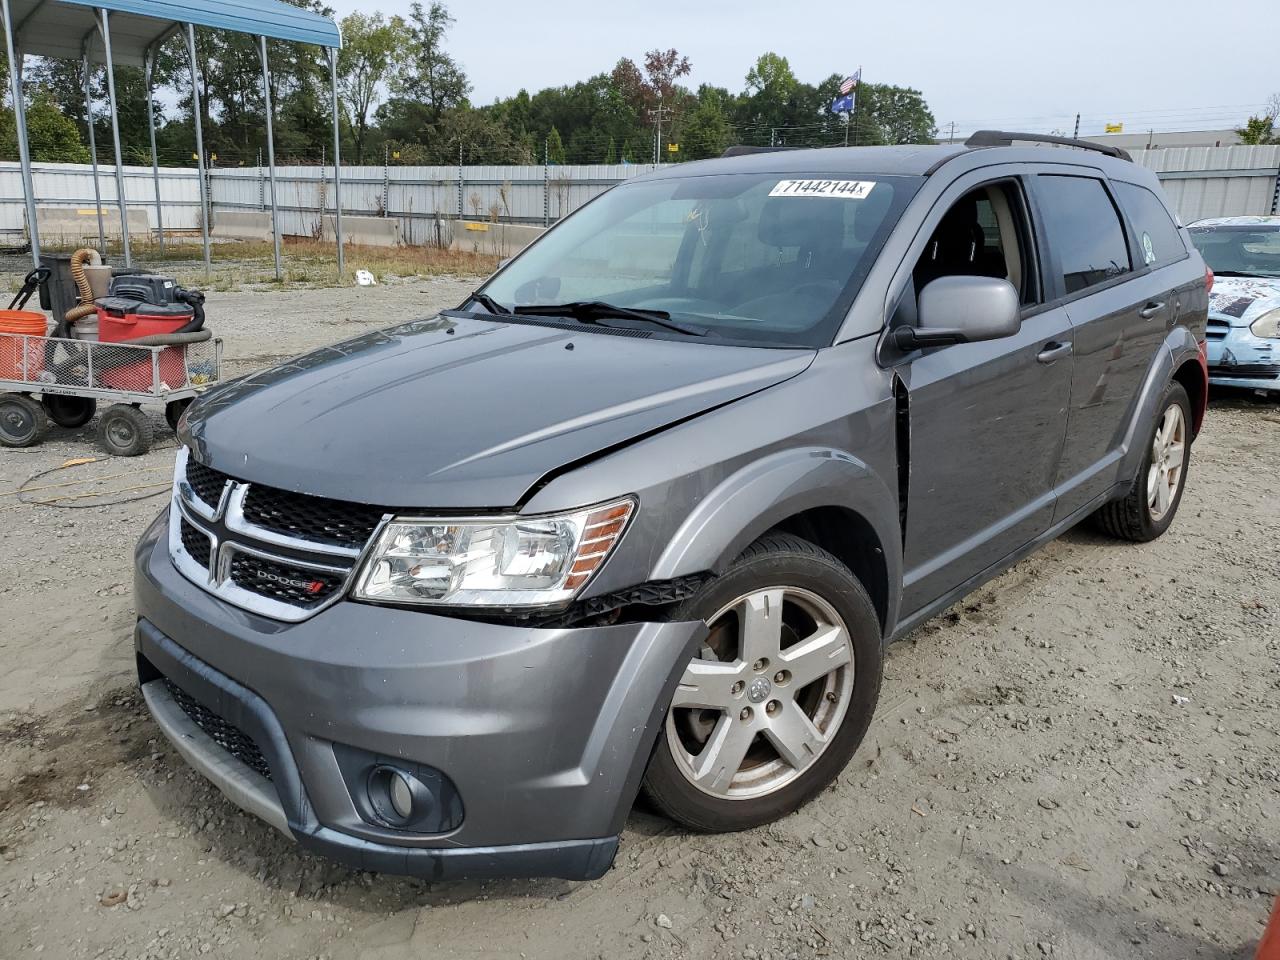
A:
389;771;413;820
367;764;434;827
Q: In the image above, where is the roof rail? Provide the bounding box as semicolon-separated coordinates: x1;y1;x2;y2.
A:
964;130;1133;163
720;145;802;158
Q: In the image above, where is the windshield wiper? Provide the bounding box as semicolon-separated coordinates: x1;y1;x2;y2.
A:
512;300;708;337
464;292;511;315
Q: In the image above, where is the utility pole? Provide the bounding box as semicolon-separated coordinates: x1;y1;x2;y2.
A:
1073;113;1080;139
650;95;673;164
948;121;956;143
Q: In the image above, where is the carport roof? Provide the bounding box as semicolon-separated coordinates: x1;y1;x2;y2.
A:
5;0;341;66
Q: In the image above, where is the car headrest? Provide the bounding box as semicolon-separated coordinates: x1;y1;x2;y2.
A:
758;198;844;248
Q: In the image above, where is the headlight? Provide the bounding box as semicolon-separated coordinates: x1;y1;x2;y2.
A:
1249;308;1280;339
353;498;635;607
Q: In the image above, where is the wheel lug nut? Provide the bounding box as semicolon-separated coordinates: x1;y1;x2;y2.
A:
739;706;753;722
752;658;769;672
774;670;790;685
731;680;744;696
765;700;781;717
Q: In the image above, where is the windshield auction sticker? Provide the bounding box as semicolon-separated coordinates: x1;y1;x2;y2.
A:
769;179;877;199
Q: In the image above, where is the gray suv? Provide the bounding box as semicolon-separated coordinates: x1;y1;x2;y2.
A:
134;132;1210;881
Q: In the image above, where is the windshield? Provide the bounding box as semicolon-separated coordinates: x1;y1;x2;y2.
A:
1188;224;1280;279
476;172;921;347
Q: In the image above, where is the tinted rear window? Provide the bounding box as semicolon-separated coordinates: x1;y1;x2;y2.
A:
1035;175;1131;295
1113;181;1186;267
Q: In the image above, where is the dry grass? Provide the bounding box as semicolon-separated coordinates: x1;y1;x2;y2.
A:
31;237;499;293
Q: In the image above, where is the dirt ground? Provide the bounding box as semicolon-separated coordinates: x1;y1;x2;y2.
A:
0;280;1276;960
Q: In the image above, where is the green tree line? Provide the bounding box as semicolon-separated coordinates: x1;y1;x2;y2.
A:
0;1;941;167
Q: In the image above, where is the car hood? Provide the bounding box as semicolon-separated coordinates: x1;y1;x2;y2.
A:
1209;275;1280;327
184;313;814;508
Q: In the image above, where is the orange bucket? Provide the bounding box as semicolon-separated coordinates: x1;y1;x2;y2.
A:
0;309;46;380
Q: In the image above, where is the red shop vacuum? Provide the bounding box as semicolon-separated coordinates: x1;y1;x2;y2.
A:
95;273;208;391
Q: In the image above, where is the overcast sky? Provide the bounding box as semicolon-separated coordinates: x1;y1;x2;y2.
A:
325;0;1272;137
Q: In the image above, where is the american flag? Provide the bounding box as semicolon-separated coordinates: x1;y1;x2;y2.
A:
839;70;860;95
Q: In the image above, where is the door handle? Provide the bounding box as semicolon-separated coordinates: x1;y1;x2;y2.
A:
1139;301;1165;319
1036;341;1072;364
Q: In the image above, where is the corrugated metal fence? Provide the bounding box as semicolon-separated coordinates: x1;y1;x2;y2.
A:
3;146;1278;245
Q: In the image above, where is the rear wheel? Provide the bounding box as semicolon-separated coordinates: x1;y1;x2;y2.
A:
0;393;48;448
643;534;882;832
98;404;153;457
1094;381;1191;542
42;394;96;429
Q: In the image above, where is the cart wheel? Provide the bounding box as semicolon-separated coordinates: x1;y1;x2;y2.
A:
42;394;97;429
165;398;192;432
0;393;49;448
99;404;154;457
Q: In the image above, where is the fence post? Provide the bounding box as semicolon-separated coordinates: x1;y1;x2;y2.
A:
543;138;550;228
456;142;464;220
382;143;390;217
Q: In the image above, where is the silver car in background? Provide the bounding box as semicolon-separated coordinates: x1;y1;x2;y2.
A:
1188;216;1280;395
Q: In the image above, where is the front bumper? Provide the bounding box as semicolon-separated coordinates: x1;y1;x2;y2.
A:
134;510;704;880
1206;325;1280;392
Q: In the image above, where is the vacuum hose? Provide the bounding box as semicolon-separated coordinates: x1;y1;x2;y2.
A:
175;288;206;334
65;247;102;327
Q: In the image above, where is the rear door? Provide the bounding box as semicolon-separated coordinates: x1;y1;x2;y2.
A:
1030;173;1173;518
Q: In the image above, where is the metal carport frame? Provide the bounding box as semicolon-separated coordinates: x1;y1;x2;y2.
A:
0;0;345;276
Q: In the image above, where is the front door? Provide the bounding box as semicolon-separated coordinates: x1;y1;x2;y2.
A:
895;178;1075;615
901;305;1074;612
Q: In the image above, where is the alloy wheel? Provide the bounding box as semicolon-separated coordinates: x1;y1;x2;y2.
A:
665;586;854;800
1147;403;1186;522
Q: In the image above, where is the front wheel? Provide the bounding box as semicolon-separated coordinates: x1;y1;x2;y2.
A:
1093;381;1192;542
642;534;882;832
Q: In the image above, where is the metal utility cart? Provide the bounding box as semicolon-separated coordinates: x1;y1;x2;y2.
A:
0;331;222;455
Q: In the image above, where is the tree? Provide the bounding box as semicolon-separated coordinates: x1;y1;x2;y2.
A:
1;93;90;162
1237;114;1277;145
546;126;565;164
853;82;937;145
397;2;470;126
681;85;734;159
338;13;410;162
741;52;799;136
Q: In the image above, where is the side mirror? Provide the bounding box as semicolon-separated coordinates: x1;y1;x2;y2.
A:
893;275;1020;349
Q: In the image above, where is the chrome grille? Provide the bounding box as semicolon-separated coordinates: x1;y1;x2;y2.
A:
227;553;345;608
179;518;212;569
169;447;386;622
241;484;384;550
185;458;230;508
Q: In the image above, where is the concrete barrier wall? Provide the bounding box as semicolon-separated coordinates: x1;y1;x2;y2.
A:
449;220;546;258
321;215;401;247
36;205;150;243
211;210;273;242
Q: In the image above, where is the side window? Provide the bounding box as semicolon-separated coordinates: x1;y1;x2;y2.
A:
912;181;1036;305
1034;175;1131;295
1112;181;1186;268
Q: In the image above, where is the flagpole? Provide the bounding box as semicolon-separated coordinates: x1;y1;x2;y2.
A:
851;65;861;147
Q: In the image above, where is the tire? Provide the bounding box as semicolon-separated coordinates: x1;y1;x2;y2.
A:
98;404;153;457
0;393;49;448
1093;381;1192;542
165;398;192;432
42;394;96;429
642;533;883;833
